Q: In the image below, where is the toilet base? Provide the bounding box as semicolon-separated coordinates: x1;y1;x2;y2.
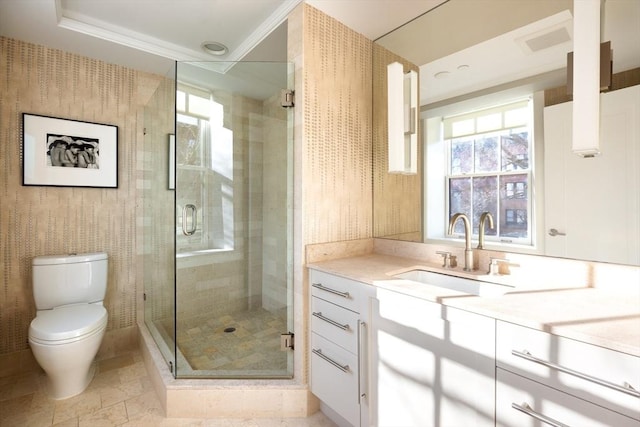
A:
43;360;97;400
29;326;105;400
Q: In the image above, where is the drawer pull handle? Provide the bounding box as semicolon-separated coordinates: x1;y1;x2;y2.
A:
512;402;569;427
359;321;368;401
312;348;350;372
513;350;640;398
312;282;350;298
312;312;350;330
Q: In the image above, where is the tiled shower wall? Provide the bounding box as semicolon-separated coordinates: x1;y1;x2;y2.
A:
0;36;168;373
172;89;289;325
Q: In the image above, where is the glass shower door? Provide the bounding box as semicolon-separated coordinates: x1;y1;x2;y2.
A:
174;61;294;378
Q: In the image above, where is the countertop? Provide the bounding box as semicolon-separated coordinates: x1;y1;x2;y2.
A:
307;253;640;357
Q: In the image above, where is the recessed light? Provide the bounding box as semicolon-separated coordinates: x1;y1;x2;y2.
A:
457;64;470;71
434;71;450;79
201;41;228;56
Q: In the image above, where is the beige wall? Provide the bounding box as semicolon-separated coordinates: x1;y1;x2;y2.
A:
0;36;169;373
300;5;373;245
0;3;375;383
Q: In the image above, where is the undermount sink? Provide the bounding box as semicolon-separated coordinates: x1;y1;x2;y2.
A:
393;269;512;297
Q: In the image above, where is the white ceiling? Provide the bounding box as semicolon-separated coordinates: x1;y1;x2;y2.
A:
0;0;441;77
1;0;636;105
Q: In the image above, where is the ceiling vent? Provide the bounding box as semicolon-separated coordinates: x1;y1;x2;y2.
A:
515;17;573;55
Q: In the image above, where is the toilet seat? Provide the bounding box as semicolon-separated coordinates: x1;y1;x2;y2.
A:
29;304;107;345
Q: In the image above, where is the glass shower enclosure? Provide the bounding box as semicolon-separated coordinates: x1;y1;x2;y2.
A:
144;60;294;379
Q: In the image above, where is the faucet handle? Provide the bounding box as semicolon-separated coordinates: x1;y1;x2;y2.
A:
436;251;453;268
488;257;519;275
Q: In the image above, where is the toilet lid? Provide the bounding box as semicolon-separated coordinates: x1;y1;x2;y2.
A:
29;304;107;342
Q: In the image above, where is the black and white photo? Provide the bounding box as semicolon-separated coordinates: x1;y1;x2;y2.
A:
22;113;118;188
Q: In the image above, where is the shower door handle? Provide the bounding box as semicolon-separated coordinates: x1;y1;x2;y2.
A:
182;204;197;236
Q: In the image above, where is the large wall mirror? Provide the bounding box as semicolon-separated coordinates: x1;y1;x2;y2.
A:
373;0;640;266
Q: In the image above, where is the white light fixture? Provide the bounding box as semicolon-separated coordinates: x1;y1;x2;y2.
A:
387;62;418;174
572;0;601;157
201;41;228;56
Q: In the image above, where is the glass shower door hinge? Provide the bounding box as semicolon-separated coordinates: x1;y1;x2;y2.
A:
280;332;294;350
281;90;294;108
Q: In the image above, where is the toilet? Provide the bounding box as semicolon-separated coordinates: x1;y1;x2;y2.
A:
28;252;108;400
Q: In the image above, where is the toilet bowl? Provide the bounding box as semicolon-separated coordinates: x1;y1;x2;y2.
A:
28;252;109;400
29;304;107;399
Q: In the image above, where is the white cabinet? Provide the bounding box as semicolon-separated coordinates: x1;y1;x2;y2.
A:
309;269;373;427
370;287;495;427
496;321;640;426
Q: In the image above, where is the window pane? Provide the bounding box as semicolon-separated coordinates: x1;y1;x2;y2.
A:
504;107;528;128
451;138;473;174
451;118;475;137
176;120;203;166
449;177;471;234
177;91;186;112
500;174;528;238
501;130;529;171
477;112;501;133
189;93;211;117
472;176;497;236
474;135;499;172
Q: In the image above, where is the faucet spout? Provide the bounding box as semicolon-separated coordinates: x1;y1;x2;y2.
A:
477;211;494;249
448;213;473;271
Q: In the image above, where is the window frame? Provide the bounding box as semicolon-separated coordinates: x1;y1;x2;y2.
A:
442;99;535;247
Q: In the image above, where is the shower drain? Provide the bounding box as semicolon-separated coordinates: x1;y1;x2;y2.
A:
223;327;236;333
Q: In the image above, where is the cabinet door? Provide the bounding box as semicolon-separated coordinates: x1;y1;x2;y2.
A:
497;368;639;427
311;332;360;427
370;288;495;427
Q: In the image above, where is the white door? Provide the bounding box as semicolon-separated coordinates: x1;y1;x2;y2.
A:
543;85;640;265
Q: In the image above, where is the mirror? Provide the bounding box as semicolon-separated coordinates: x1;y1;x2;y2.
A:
373;0;640;266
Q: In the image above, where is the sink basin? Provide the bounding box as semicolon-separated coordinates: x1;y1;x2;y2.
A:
393;269;512;297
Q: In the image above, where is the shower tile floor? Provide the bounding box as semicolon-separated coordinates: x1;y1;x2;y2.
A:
0;349;337;426
156;308;289;375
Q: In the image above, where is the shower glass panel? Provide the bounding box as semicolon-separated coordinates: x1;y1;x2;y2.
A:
173;61;294;378
142;76;176;369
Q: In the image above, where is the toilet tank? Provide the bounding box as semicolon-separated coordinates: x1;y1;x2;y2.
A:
32;252;108;310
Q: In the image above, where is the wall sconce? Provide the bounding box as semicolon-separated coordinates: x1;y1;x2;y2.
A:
571;0;603;157
387;62;418;174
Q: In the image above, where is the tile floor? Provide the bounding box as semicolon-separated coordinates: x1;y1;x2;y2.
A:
158;308;288;374
0;350;337;427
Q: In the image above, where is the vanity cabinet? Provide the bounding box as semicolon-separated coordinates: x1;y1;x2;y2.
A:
370;287;495;427
309;269;373;427
496;321;640;426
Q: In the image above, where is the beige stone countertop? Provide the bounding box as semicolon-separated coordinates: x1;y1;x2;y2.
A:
307;253;640;358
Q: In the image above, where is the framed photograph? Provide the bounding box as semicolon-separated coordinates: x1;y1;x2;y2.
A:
168;134;175;190
22;113;118;188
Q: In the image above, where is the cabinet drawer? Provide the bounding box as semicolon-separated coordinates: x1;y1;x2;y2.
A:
311;296;360;354
497;368;639;427
497;321;640;421
309;269;365;313
311;332;360;427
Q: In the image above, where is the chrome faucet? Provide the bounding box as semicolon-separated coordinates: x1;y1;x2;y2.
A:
477;212;494;249
448;213;473;271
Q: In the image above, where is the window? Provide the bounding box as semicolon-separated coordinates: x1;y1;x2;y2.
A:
175;84;234;252
442;100;533;245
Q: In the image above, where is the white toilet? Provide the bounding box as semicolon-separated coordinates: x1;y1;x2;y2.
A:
28;252;108;400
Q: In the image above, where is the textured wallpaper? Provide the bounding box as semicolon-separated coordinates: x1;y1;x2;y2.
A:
0;37;167;355
302;5;373;245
